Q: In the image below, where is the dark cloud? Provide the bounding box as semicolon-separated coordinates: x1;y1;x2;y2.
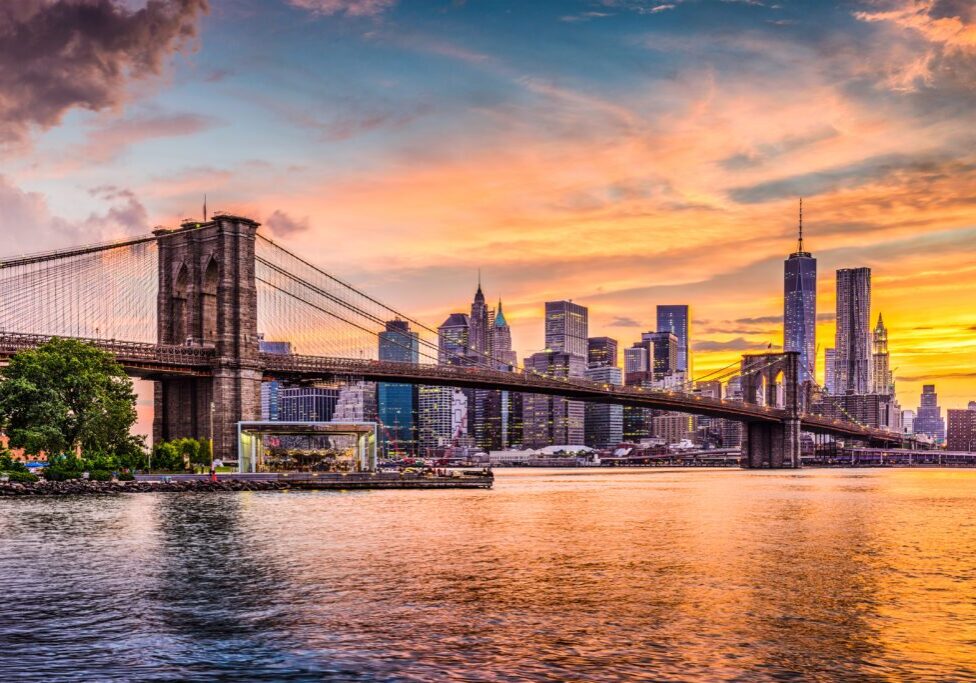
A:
897;372;976;382
728;153;976;204
694;337;779;352
607;316;641;327
0;0;208;146
734;315;781;325
266;210;311;237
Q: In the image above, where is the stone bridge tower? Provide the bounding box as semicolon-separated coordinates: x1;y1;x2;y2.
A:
740;351;801;468
153;215;262;460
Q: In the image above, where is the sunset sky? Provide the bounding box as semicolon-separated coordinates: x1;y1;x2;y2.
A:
1;0;974;421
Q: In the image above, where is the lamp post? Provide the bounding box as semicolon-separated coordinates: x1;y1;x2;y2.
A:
209;401;216;481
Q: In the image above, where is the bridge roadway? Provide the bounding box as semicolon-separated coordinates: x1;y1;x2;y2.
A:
0;333;900;445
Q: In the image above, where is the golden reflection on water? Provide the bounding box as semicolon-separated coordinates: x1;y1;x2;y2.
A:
3;468;976;681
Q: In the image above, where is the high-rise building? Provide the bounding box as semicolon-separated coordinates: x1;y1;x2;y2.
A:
947;405;976;451
901;409;915;435
523;351;586;447
871;314;893;396
332;381;377;422
545;301;588;358
377;319;419;456
584;365;623;448
783;201;816;385
280;386;339;422
624;345;648;374
587;336;618;369
657;305;691;377
258;337;292;421
824;348;836;394
834;267;872;394
492;300;518;370
642;331;679;380
438;313;470;365
468;279;490;365
914;384;945;442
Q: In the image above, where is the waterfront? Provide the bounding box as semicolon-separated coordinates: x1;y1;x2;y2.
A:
2;468;976;681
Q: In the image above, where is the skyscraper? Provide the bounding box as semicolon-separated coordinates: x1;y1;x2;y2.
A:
871;314;893;396
492;300;518;370
377;319;419;455
824;348;836;394
587;336;618;368
656;305;691;377
545;301;588;359
584;365;623;448
834;267;872;394
914;384;945;442
438;313;470;365
783;200;816;384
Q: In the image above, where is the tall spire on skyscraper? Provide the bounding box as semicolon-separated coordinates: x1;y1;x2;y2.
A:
797;197;804;253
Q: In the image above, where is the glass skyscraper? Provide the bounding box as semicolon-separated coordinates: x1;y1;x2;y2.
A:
783;203;816;385
835;267;872;394
377;319;419;455
656;305;690;377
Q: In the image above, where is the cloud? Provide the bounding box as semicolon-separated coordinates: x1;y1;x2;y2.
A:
0;0;208;147
607;316;642;327
265;210;311;236
287;0;396;16
0;176;149;254
694;338;780;352
733;315;781;325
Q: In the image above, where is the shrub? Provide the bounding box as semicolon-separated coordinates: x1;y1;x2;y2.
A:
88;470;113;482
43;456;84;481
4;470;38;483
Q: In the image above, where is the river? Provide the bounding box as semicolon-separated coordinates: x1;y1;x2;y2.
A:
2;468;976;681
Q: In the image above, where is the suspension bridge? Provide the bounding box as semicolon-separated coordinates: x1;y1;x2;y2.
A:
0;214;904;468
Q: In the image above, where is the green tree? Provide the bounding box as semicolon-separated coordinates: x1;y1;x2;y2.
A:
0;338;139;457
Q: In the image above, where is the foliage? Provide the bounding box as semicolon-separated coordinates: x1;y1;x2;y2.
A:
0;338;138;458
3;470;38;483
151;441;185;472
0;453;29;475
43;455;84;481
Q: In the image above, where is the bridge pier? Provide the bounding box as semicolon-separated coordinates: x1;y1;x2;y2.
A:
153;216;262;461
743;418;801;468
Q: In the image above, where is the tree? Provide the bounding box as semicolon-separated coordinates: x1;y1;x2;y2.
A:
0;338;139;458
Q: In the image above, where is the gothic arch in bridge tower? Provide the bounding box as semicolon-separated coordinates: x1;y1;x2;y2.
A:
201;256;219;343
172;262;189;344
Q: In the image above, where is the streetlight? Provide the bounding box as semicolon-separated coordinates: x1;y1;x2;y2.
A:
209;401;216;481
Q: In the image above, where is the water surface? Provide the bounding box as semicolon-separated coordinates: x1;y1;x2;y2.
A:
3;468;976;681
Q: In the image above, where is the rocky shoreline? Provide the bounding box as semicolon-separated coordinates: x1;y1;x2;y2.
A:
0;479;292;496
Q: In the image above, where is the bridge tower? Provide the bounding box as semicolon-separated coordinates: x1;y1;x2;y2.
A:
152;215;262;460
740;351;801;468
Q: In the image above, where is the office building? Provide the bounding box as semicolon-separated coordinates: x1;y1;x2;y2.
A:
657;305;691;377
377;319;419;456
523;351;586;447
871;314;893;396
783;202;816;385
914;384;945;442
545;300;588;358
280;386;339;422
824;348;836;394
834;267;872;394
584;365;624;448
587;336;618;369
947;406;976;451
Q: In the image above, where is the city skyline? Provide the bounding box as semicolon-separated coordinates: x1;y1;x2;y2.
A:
0;0;973;414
